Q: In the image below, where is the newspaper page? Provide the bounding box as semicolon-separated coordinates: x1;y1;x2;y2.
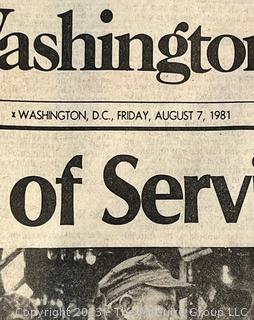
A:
0;0;253;319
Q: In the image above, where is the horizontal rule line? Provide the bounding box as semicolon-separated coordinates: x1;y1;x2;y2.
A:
0;99;254;104
0;125;254;131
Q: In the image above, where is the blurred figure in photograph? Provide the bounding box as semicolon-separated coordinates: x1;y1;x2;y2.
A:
0;293;38;320
202;288;252;320
98;253;193;320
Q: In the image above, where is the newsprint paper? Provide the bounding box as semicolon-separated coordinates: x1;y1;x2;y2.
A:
1;0;254;319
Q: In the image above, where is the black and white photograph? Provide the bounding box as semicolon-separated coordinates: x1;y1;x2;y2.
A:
0;248;253;320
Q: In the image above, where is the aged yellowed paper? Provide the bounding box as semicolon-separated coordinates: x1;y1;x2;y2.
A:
0;1;253;319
